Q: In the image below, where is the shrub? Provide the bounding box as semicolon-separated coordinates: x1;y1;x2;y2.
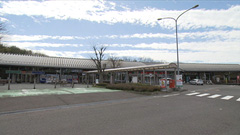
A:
96;83;108;87
106;83;161;92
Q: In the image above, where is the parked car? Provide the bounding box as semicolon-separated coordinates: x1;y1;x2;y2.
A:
189;79;204;85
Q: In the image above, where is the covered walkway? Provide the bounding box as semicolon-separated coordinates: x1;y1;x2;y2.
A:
85;63;177;88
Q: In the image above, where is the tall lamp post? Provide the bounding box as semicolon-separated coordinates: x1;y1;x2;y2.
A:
157;5;199;76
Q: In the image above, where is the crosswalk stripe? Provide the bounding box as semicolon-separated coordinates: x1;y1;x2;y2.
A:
186;92;200;96
208;94;221;98
196;93;210;97
221;96;234;100
185;93;239;102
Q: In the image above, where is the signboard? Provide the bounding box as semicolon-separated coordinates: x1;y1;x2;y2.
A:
6;70;45;75
32;71;45;75
6;70;21;74
176;75;183;87
96;79;99;84
71;69;83;73
159;79;166;88
132;76;138;83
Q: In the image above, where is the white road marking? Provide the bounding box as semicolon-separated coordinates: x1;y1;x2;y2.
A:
208;94;221;98
236;98;240;101
162;94;180;98
221;96;234;100
186;92;200;96
196;93;210;97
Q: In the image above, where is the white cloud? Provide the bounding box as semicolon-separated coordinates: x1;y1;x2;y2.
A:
23;39;240;63
3;29;240;42
4;42;81;49
33;49;85;58
116;30;240;40
3;35;51;41
0;17;8;22
103;39;240;53
0;1;239;29
2;34;88;41
104;48;240;64
101;39;240;63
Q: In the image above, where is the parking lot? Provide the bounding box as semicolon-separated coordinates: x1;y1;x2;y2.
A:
1;84;239;135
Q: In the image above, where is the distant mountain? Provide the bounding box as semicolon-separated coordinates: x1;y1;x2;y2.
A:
0;44;47;56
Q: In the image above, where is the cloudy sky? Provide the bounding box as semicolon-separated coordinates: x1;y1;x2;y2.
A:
0;0;240;64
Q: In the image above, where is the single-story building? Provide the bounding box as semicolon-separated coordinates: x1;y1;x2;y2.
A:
0;53;239;84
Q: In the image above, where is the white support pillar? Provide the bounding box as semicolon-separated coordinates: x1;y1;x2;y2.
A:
86;74;89;88
154;70;156;85
137;71;139;83
125;71;129;83
165;68;168;91
121;72;123;83
110;72;113;84
142;69;145;84
82;74;84;84
33;75;36;89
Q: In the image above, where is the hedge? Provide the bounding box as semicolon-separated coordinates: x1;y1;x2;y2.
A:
106;83;161;92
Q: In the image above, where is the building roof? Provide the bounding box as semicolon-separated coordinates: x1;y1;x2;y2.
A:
86;63;177;73
179;63;240;72
0;53;239;72
0;53;145;69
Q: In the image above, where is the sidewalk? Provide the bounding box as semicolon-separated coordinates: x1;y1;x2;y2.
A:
0;83;144;113
0;83;90;91
0;83;119;98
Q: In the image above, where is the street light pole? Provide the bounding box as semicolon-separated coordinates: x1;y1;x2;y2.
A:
158;5;199;76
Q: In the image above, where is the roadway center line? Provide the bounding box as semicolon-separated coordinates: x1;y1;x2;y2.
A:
208;94;221;98
196;93;210;97
186;92;200;96
221;96;234;100
236;98;240;101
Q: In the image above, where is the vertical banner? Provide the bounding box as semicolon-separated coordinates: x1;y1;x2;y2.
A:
159;79;166;88
176;75;183;87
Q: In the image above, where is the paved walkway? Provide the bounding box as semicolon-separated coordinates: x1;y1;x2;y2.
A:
0;84;120;98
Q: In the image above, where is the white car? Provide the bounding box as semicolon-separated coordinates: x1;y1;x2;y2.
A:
189;79;204;85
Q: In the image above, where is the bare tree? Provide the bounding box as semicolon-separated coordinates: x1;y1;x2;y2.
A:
121;56;154;62
108;55;122;68
90;45;107;83
107;55;122;84
0;22;6;43
120;56;166;63
121;56;137;62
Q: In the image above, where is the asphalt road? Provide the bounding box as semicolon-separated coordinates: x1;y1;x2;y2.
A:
0;85;240;135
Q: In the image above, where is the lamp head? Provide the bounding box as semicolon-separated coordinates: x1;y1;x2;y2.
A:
157;18;162;21
193;5;199;9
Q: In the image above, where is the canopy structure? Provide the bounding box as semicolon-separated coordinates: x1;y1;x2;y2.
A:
85;63;178;89
85;63;177;73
